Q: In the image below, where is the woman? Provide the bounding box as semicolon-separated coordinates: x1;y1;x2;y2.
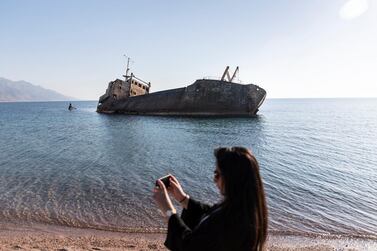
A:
153;147;268;251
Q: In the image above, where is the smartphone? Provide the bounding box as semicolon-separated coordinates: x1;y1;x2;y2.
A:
156;175;171;188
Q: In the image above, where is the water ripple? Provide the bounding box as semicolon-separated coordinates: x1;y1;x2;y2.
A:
0;99;376;238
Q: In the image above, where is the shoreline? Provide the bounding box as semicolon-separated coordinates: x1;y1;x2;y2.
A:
0;223;376;251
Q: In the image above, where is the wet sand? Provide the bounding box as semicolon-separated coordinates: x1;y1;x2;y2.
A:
0;224;376;251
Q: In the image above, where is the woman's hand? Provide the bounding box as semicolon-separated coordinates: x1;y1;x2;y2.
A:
167;175;188;202
153;180;176;216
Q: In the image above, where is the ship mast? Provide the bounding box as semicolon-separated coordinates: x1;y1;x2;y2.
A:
123;54;131;80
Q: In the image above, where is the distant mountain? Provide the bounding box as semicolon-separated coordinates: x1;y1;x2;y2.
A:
0;77;74;102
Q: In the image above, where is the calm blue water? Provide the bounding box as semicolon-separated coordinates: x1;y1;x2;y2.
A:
0;99;376;238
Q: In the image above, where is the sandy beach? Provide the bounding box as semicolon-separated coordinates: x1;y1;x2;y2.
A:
0;224;165;251
0;223;376;251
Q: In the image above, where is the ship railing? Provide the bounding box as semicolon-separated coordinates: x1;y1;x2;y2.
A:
202;76;244;84
202;76;264;89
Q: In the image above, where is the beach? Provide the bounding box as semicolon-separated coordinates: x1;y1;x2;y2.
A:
0;223;165;251
0;224;376;251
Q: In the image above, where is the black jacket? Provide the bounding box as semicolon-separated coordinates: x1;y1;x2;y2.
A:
164;198;252;251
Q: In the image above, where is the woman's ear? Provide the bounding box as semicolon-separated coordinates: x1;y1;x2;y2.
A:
220;177;226;195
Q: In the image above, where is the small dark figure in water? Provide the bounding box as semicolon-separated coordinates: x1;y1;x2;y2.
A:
68;103;75;111
153;147;268;251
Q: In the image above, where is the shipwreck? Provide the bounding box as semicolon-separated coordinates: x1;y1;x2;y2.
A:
97;62;266;116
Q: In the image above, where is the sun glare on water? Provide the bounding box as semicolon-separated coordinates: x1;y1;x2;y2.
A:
339;0;369;19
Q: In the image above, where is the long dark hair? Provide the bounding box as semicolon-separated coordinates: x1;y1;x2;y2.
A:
214;147;268;251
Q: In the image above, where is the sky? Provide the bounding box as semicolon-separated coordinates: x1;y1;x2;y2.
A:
0;0;376;100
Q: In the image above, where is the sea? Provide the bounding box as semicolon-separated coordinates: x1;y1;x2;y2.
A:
0;99;376;241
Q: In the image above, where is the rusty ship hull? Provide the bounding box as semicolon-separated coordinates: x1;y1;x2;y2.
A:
97;79;266;116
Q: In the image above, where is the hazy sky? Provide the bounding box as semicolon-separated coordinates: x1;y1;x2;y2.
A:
1;0;376;100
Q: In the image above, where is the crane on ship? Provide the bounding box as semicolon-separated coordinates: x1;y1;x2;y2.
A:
221;66;239;82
